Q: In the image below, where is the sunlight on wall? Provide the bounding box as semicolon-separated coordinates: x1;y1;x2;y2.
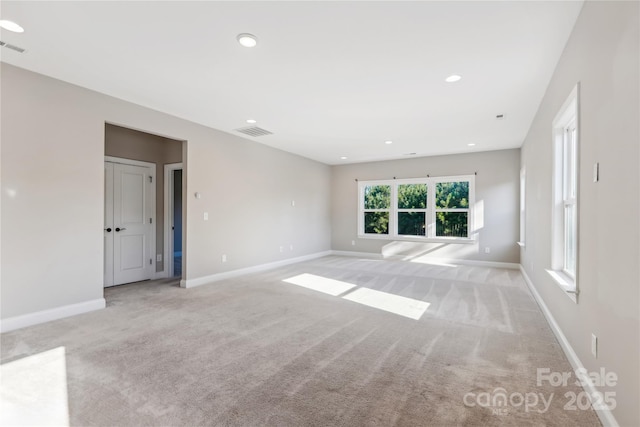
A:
381;241;446;260
473;199;484;232
0;346;69;426
283;274;429;320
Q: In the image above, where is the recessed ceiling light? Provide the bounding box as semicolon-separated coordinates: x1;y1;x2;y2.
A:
246;119;257;124
384;140;393;145
237;33;257;48
468;143;476;147
340;156;348;160
0;20;24;33
445;74;462;83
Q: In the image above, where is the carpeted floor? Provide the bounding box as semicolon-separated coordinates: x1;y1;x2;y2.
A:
1;255;601;426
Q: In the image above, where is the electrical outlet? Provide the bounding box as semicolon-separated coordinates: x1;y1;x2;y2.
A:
484;247;491;254
203;212;209;221
351;240;356;246
291;200;295;207
221;254;227;263
591;334;598;358
156;254;162;262
279;246;284;253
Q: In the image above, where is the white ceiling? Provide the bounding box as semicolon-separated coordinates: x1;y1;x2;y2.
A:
0;1;583;165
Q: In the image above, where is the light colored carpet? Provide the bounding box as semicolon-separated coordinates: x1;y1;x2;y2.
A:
1;255;601;426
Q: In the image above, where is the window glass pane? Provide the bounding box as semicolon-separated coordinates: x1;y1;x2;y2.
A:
436;212;468;237
364;185;391;209
398;212;426;236
436;182;469;209
364;212;389;234
570;128;577;199
564;204;577;276
563;131;571;200
398;184;427;209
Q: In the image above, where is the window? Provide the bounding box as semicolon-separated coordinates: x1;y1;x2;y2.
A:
435;180;469;238
358;175;474;242
562;121;578;276
518;167;526;246
548;84;579;298
397;183;427;236
362;184;391;235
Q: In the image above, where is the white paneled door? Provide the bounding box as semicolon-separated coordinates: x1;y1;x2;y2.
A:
104;160;155;287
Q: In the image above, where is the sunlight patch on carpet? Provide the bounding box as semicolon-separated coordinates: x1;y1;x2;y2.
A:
283;273;357;296
0;346;70;426
283;274;429;320
410;257;459;267
343;287;430;320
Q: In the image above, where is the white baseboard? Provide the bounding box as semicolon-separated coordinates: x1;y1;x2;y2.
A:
330;250;519;269
409;256;519;269
330;250;383;259
180;250;519;289
447;258;520;269
519;266;619;427
0;298;106;333
180;251;333;288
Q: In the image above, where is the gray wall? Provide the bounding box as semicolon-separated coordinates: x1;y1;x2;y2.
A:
519;2;639;425
331;149;520;263
105;123;183;272
0;63;332;320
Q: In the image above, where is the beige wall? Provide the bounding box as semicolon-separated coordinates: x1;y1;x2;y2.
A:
520;2;639;425
0;63;332;319
331;149;521;264
105;124;183;272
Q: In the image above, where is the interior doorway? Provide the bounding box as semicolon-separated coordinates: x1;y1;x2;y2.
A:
165;163;183;278
105;123;184;283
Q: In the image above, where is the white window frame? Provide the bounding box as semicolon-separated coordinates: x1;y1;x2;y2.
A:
360;180;392;236
394;179;430;237
548;83;579;301
357;174;475;243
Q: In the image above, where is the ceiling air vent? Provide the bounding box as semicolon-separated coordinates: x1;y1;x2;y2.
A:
235;126;273;137
0;41;26;53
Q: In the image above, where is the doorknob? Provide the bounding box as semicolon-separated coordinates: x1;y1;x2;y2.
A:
115;227;127;232
104;227;112;232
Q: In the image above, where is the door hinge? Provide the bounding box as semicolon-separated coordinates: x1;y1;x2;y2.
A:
149;176;153;183
150;258;153;265
150;218;152;224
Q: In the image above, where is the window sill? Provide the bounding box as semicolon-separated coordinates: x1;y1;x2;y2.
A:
358;234;476;244
546;269;578;303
